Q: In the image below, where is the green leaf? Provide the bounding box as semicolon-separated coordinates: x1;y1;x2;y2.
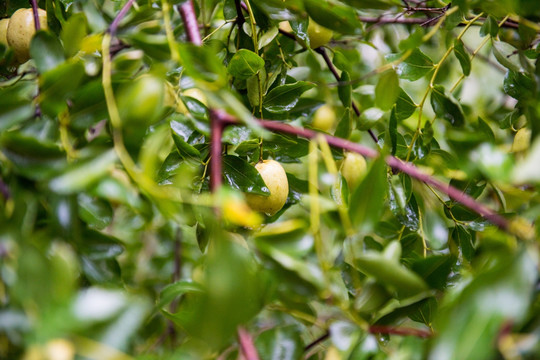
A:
303;0;362;35
375;70;399;110
0;94;35;132
227;49;265;80
39;61;86;117
170;119;203;160
479;15;499;37
60;12;88;57
158;281;204;309
349;156;387;233
411;255;455;290
0;131;66;181
178;43;227;85
30;31;65;73
49;149;117;194
222;155;270;195
492;40;522;72
388;179;419;231
395;88;417;121
430;248;537;360
263;81;315;113
430;85;465;127
352;251;428;298
386;48;434;81
453;39;471;76
256;325;304;360
451;225;475;262
503;70;536;100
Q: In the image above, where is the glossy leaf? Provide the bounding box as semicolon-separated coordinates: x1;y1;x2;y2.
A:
386;49;434;81
30;31;65;73
222;155;270;195
227;49;265;79
263;81;315;113
303;0;362;35
349;157;388;233
453;39;471;76
375;70;399;110
430;85;465;127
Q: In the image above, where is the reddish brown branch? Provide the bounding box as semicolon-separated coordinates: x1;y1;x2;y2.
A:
237;327;260;360
30;0;41;31
369;325;432;338
108;0;136;36
212;109;509;231
210;110;225;191
178;0;202;46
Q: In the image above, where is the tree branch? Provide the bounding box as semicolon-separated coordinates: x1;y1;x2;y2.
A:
29;0;41;31
211;109;509;231
358;15;520;30
369;325;432;338
234;0;245;28
178;0;202;46
209;110;225;191
108;0;136;37
237;327;260;360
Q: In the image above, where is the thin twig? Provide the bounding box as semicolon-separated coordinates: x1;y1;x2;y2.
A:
212;109;509;231
108;0;136;36
237;327;260;360
358;15;520;30
304;332;330;352
178;0;202;45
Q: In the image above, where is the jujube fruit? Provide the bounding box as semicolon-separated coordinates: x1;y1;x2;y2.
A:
307;19;333;49
340;152;367;190
246;160;289;216
0;18;9;46
6;8;47;63
312;104;336;132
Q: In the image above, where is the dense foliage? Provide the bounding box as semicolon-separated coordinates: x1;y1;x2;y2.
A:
1;0;540;359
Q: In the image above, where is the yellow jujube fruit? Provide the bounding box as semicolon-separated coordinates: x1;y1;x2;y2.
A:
312;104;336;132
341;152;367;190
7;8;48;63
0;18;9;46
246;160;289;216
307;19;333;49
